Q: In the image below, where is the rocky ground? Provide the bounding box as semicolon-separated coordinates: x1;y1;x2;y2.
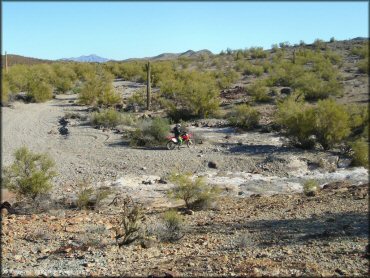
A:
1;181;368;277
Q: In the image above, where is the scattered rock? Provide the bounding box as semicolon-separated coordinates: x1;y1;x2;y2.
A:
208;161;217;169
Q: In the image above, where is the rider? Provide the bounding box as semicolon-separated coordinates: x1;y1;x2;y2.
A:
173;123;183;147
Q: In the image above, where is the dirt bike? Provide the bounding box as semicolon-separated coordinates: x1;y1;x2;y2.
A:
166;133;193;150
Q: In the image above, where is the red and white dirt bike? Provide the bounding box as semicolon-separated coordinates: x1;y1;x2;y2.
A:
166;133;193;150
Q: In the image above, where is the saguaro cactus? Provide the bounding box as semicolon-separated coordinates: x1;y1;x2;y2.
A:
145;61;151;110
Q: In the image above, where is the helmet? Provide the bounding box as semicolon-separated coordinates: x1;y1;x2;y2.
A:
176;123;181;128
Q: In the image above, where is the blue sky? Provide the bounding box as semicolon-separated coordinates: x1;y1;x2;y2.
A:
2;1;369;60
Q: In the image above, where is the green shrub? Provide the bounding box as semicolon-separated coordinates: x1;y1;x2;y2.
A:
27;80;53;102
313;39;326;50
76;181;112;210
351;43;369;59
7;65;29;93
51;64;77;93
350;140;369;168
76;186;94;210
159;210;184;242
247;81;271;103
91;108;123;128
314;99;350;150
129;117;170;147
357;57;369;74
346;104;368;137
1;77;9;105
79;68;120;107
160;71;220;119
249;47;267;58
277;98;351;150
168;173;220;210
303;180;319;196
2;147;57;200
127;89;146;108
276;97;316;149
228;104;260;129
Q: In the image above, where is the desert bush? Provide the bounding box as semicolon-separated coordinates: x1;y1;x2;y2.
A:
79;68;121;106
247;81;271;103
168;172;220;210
76;181;112;210
127;89;146;108
357;57;369;74
27;80;53;102
214;69;240;89
228;104;260;129
91;108;123;128
156;210;185;242
350;139;369;168
119;62;146;82
129;117;170;147
351;43;369;59
303;180;319;196
2;147;57;201
346;104;368;137
51;63;77;93
114;196;145;246
314;99;350;150
160;71;220;119
1;77;10;105
249;47;267;58
313;39;326;50
7;65;30;93
276;97;316;149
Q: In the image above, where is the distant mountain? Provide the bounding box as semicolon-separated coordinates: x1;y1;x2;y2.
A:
124;49;214;61
1;54;53;66
59;54;110;63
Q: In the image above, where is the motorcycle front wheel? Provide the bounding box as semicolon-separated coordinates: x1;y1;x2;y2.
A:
166;141;176;150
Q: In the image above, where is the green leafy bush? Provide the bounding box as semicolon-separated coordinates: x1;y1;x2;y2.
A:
276;97;316;149
160;71;220;119
129;117;170;147
350;140;369;168
247;81;271;103
79;68;121;106
315;99;350;150
2;147;57;200
168;173;220;210
91;108;123;128
27;80;53;102
7;65;30;93
303;180;319;196
228;104;260;129
277;98;350;149
51;63;77;93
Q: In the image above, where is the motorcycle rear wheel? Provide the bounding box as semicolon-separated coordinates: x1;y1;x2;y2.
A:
166;141;176;150
186;140;193;148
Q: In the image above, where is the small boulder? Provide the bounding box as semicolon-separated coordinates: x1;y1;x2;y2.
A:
208;161;217;169
280;87;292;95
